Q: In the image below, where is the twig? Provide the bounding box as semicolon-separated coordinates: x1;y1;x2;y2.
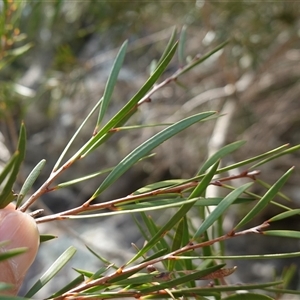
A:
35;169;259;224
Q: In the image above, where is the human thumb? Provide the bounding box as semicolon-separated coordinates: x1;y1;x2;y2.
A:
0;205;39;295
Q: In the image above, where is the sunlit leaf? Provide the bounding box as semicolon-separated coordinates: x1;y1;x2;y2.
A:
194;182;253;238
16;159;46;208
0;247;27;262
178;25;187;66
95;40;128;130
25;246;76;298
91;111;215;199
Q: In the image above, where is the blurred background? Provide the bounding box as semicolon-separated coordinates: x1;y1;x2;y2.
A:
1;1;300;297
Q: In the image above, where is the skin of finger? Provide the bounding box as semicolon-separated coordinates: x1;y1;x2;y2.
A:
0;205;39;295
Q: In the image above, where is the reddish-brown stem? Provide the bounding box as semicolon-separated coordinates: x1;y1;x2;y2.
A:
35;169;258;224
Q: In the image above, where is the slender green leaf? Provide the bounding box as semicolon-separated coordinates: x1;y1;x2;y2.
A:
91;111;215;199
267;209;300;223
256;178;290;201
95;40;128;129
174;251;300;260
216;144;289;175
57;167;113;188
234;167;294;230
0;247;27;261
126;160;219;265
108;123;173;131
16;159;46;208
168;218;184;271
191;160;220;199
25;246;76;298
194;182;253;238
40;234;57;243
73;268;94;277
249;144;300;170
199;141;246;174
141;213;170;257
181;216;194;276
178;25;187;66
171;280;282;292
263;230;300;239
156;26;177;67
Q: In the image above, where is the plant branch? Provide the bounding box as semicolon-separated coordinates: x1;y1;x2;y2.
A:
35;169;259;224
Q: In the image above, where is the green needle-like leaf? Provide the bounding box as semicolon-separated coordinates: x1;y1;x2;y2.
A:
156;26;177;67
16;159;46;208
25;246;76;298
90;111;215;199
39;234;57;243
178;25;187;66
168;218;184;271
199;140;246;174
95;40;128;130
234;167;294;230
267;209;300;223
0;247;27;261
193;182;253;239
249;144;300;170
217;144;290;174
263;230;300;239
